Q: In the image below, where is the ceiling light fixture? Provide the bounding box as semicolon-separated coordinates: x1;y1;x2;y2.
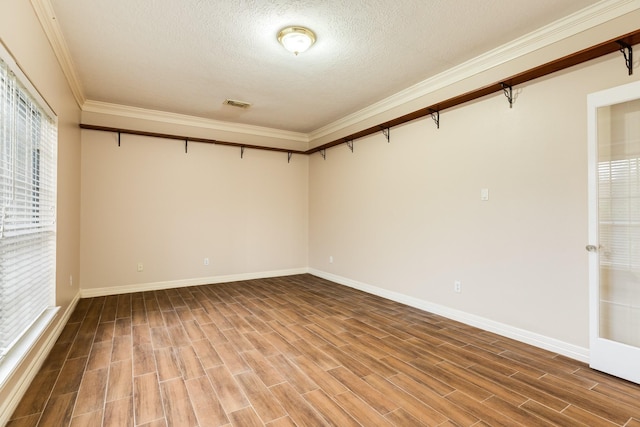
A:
277;26;316;55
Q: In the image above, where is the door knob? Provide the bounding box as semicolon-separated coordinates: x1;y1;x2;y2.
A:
586;245;598;252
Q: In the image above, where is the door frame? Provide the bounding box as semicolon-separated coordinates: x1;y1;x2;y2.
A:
587;80;640;384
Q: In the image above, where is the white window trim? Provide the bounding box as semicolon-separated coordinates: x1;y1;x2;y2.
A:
0;307;58;389
0;41;56;121
0;39;59;388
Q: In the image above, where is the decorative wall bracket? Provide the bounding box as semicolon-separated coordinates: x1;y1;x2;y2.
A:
346;139;354;152
117;131;121;147
617;41;633;75
185;139;188;153
320;149;326;160
429;109;440;129
381;127;390;143
500;82;513;108
241;146;245;159
288;151;293;163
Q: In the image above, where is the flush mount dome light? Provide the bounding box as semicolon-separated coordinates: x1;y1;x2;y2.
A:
277;26;316;55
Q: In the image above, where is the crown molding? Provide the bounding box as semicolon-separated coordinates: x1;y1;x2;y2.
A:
30;0;85;108
31;0;639;146
309;0;640;142
82;100;310;143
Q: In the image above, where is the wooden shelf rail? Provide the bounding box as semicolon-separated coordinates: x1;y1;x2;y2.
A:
81;29;640;157
306;29;640;154
79;124;307;156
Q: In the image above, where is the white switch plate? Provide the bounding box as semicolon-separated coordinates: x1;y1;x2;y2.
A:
204;257;210;266
137;262;144;272
480;188;489;201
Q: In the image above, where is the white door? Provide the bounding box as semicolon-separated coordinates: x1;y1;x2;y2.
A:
588;80;640;384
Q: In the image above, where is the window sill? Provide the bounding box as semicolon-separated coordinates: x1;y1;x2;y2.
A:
0;306;60;389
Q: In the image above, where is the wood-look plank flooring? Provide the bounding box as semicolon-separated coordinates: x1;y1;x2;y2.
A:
8;274;640;426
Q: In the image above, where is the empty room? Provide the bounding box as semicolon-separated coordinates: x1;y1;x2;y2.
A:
2;0;640;426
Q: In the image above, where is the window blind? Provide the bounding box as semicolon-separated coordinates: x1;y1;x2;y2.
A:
598;158;640;271
0;49;57;363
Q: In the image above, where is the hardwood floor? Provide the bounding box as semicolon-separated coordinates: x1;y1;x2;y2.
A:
7;274;640;426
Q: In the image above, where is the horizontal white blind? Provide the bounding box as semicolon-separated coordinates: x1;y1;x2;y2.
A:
0;51;57;362
598;158;640;271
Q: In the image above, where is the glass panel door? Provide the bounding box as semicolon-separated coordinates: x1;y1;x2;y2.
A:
588;81;640;384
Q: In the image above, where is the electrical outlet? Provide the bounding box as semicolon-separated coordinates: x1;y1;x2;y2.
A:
69;275;73;287
204;257;210;266
454;280;462;293
137;262;144;272
329;256;334;264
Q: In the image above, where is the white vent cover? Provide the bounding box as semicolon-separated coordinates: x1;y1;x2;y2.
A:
223;99;252;109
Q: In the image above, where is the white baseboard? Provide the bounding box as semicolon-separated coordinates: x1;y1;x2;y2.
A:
80;267;309;298
0;292;80;426
308;269;590;363
77;267;589;363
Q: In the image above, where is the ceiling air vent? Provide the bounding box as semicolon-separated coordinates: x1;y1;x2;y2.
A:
223;99;252;109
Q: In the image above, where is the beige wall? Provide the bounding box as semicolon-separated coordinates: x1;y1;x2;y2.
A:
80;129;309;291
1;0;639;415
0;0;81;417
309;50;640;349
1;0;81;309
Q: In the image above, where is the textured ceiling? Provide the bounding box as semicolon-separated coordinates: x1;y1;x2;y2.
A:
49;0;601;133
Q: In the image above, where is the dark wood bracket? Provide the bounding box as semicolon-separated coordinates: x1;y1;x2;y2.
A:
117;131;121;147
287;151;293;163
381;127;390;143
320;149;326;160
185;139;188;153
500;82;513;108
429;109;440;129
346;140;354;152
618;41;633;75
241;146;245;159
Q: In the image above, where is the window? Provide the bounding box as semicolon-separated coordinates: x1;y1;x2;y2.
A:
0;42;57;370
598;157;640;271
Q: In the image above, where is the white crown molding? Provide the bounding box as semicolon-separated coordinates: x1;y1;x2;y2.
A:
80;267;309;298
308;269;589;363
309;0;640;143
30;0;85;108
31;0;305;143
32;0;638;147
82;100;310;144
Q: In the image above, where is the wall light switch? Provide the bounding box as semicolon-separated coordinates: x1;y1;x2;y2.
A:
480;188;489;201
